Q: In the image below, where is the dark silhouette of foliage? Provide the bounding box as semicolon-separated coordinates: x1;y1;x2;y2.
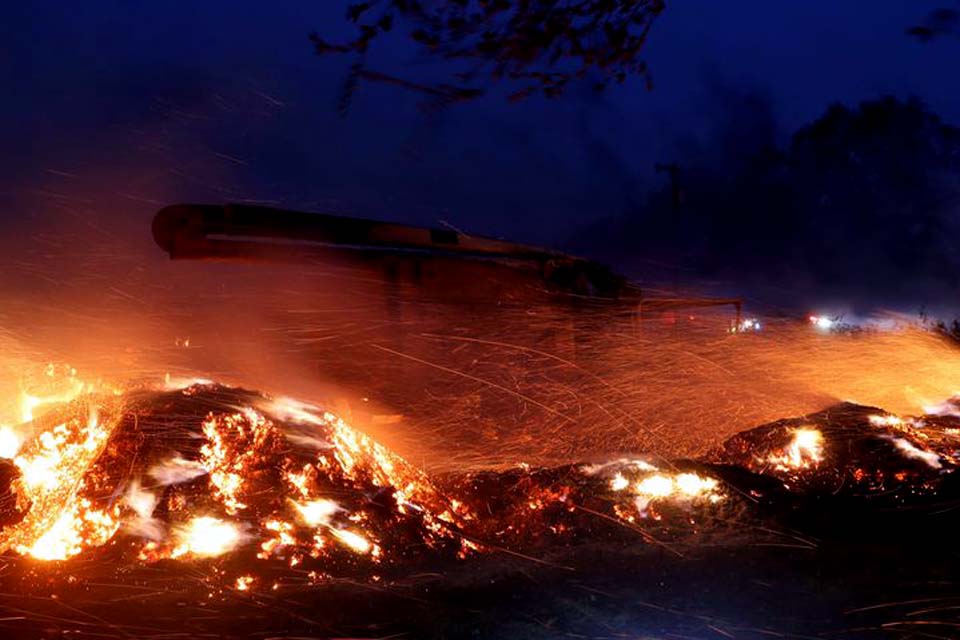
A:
907;7;958;42
785;97;960;287
574;96;960;301
311;0;666;112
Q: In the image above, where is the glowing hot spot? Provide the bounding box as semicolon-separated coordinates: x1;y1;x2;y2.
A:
609;473;629;491
330;529;372;554
634;474;675;498
0;426;20;459
765;428;824;471
675;472;719;496
294;499;341;527
172;517;241;558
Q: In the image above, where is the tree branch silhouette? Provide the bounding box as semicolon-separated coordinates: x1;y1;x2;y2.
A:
312;0;666;113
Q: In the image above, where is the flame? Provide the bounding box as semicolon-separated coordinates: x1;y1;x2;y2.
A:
635;474;675;498
675;472;720;496
291;499;377;556
294;499;341;527
869;414;906;427
20;499;120;561
2;393;120;559
599;462;724;522
0;425;20;459
609;472;629;491
605;466;721;500
0;365;102;461
18;364;94;423
162;375;214;391
330;528;373;554
631;472;720;499
766;428;824;471
171;516;242;558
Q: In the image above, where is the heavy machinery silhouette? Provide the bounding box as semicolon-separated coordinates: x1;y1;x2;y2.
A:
152;203;741;320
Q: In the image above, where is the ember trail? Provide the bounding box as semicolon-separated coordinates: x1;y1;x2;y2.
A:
2;374;957;566
2;207;960;638
2;364;960;637
3;374;708;566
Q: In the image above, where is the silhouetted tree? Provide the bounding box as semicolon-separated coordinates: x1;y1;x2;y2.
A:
574;96;960;300
312;0;666;113
786;97;960;286
907;7;958;42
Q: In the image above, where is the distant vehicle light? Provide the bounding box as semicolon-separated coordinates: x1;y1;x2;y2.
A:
730;318;761;333
809;315;835;330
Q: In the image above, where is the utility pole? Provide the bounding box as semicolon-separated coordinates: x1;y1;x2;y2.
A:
655;162;684;316
654;162;682;215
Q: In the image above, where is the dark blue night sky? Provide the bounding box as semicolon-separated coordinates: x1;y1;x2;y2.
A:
2;1;958;254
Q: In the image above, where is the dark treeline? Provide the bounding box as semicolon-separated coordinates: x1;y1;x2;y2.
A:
572;96;960;305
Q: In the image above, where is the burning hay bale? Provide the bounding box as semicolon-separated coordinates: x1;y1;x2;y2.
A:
440;457;770;561
705;402;958;501
0;382;473;573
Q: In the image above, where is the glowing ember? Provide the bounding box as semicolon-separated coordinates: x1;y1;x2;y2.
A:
585;460;726;524
16;408;103;490
635;474;675;498
869;414;905;427
631;472;720;500
330;528;373;554
200;409;280;515
0;381;464;570
675;472;719;496
609;473;629;491
294;499;341;527
172;517;242;558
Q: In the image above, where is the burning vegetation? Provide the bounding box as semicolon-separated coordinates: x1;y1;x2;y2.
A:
0;375;476;571
2;248;960;638
0;359;959;637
